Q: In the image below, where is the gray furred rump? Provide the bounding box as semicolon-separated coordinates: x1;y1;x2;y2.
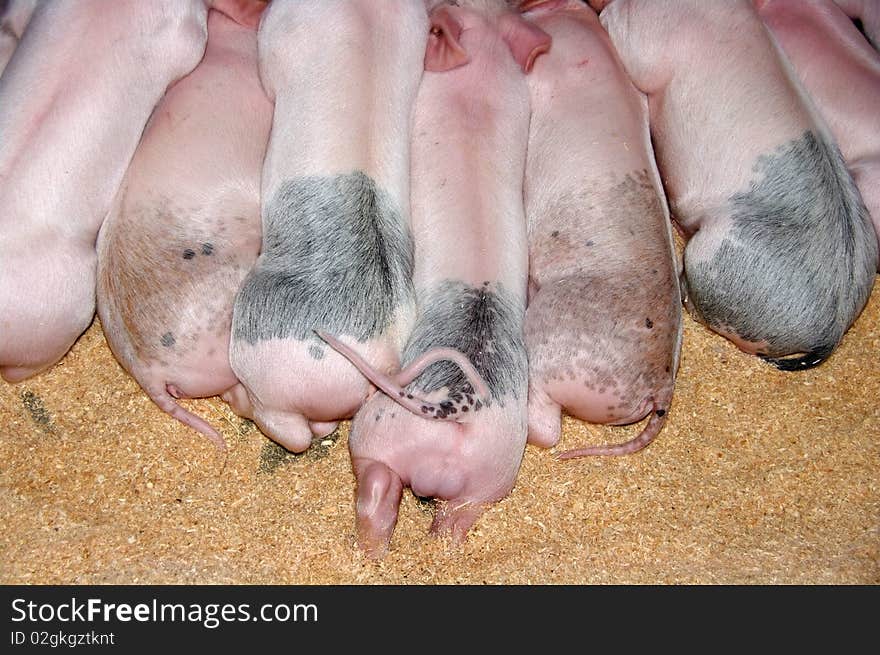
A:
233;172;414;344
402;280;527;405
686;131;877;359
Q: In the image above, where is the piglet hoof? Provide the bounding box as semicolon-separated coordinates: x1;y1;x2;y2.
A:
430;500;488;547
0;364;44;383
309;420;339;439
759;344;833;372
221;383;254;420
254;410;314;453
353;458;404;559
526;386;562;448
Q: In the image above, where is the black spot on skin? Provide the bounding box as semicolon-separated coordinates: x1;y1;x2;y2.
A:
401;281;527;405
421;406;428;413
406;394;413;399
182;249;196;260
201;243;214;256
551;230;559;238
398;391;404;397
160;332;176;348
665;366;670;373
656;409;666;417
20;391;52;427
585;240;594;246
308;344;325;360
646;318;654;328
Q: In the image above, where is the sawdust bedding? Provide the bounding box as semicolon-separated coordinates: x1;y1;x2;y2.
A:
1;275;877;585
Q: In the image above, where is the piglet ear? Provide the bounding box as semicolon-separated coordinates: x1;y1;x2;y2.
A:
500;14;552;73
425;6;470;72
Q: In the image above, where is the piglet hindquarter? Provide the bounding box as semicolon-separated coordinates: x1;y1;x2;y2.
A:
0;0;210;382
520;0;682;457
230;0;429;452
328;1;549;557
756;0;880;267
597;0;877;371
96;3;270;448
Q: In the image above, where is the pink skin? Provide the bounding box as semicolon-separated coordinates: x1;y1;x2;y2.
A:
518;0;682;457
756;0;880;267
0;0;36;76
345;1;550;558
228;0;431;453
829;0;880;49
95;4;271;449
0;0;217;383
593;0;877;366
315;330;491;421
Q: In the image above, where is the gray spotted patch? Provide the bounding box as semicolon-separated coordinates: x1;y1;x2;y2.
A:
233;171;414;345
402;280;527;414
525;170;680;422
685;131;877;362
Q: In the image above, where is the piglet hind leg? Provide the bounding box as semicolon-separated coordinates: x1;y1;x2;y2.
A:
252;406;314;454
352;457;404;559
526;384;563;448
430;499;490;546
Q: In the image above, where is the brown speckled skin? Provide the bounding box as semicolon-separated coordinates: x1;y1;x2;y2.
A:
522;1;682;454
96;8;270;446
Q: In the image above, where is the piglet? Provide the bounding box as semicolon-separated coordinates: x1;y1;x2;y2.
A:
229;0;432;452
756;0;880;267
518;0;682;457
0;0;212;382
322;0;550;557
0;0;35;77
591;0;877;371
96;2;271;448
